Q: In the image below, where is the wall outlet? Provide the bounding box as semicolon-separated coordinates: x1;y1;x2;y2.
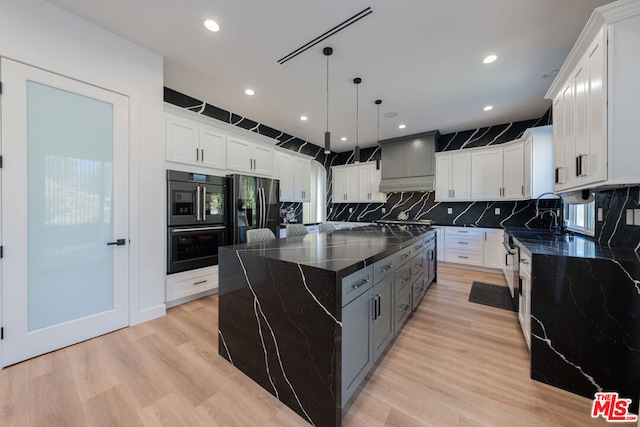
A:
597;207;603;222
382;207;386;213
626;209;634;225
447;207;453;215
634;209;640;226
494;207;500;215
349;207;353;214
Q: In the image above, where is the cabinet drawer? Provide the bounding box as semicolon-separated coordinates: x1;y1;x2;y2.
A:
423;231;436;246
342;265;374;307
394;287;412;332
410;250;425;282
412;277;427;311
445;227;484;239
444;235;483;251
373;253;396;284
445;249;484;266
392;246;413;268
167;268;218;302
394;263;413;300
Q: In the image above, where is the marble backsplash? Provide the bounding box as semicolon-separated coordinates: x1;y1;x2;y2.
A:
595;186;640;251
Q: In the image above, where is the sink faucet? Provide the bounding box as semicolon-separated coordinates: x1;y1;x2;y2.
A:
535;192;564;234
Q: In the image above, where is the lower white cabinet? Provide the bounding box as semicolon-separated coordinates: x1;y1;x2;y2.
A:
441;226;504;270
482;229;504;269
518;251;532;349
166;266;218;307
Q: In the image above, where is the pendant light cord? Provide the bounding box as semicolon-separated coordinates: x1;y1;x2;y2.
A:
326;54;329;132
356;82;359;147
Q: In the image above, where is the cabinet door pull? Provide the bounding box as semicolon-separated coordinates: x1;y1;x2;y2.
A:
452;189;455;198
372;296;378;320
196;148;200;161
521;185;524;196
376;295;381;318
576;156;581;177
193;280;207;285
351;278;370;290
201;149;204;162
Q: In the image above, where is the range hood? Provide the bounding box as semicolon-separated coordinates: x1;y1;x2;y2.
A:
378;130;439;193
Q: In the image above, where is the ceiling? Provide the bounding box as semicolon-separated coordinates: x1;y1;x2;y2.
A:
44;0;612;152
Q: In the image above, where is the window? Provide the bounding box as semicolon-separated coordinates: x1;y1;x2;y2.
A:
565;201;595;236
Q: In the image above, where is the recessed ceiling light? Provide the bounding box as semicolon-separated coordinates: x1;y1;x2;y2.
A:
300;116;308;121
204;19;220;32
244;89;255;96
384;112;399;118
398;124;406;129
341;137;347;141
483;105;494;111
483;55;497;64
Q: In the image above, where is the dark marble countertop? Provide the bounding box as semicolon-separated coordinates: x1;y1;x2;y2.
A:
506;227;640;262
222;224;434;278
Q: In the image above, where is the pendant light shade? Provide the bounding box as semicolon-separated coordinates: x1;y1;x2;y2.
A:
353;77;362;163
323;47;333;154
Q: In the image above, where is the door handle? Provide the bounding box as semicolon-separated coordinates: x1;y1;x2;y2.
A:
107;239;126;246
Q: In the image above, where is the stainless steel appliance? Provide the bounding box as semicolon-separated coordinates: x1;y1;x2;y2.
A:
167;170;226;274
227;174;280;244
502;232;519;311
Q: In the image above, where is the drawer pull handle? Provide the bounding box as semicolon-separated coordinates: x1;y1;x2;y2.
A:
193;280;207;285
351;278;370;290
457;230;469;233
381;264;393;272
400;254;409;260
458;256;469;259
400;276;411;283
399;303;410;312
414;244;423;250
458;241;469;245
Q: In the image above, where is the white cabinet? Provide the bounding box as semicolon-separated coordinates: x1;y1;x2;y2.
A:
332;162;384;203
227;135;274;176
276;151;311;202
166;113;226;170
518;251;532;350
435;151;471;201
435;227;444;262
471;141;525;201
166;266;218;308
523;126;554;199
471;148;503;200
546;4;640;192
358;162;385;203
482;229;504;269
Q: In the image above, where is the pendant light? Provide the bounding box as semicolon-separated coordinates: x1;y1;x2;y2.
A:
353;77;362;163
323;47;333;154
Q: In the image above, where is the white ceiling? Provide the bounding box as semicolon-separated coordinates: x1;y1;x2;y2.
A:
45;0;612;152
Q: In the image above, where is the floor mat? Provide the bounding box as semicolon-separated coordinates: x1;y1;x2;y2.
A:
468;281;516;312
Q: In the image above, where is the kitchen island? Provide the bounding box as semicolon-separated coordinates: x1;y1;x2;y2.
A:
506;229;640;413
218;224;436;427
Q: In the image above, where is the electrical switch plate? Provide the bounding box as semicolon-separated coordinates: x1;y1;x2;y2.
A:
349;208;353;214
626;209;634;225
494;208;501;215
597;207;603;222
634;209;640;226
382;208;386;213
447;208;453;215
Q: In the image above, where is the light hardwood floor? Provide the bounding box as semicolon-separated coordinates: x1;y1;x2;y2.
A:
0;266;633;426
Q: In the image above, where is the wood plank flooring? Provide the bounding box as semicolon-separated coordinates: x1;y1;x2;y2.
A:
0;266;633;426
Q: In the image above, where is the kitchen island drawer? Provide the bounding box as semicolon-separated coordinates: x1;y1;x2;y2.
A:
445;227;484;238
410;250;425;281
342;265;374;307
373;253;396;283
445;249;483;266
394;262;413;299
394;286;412;332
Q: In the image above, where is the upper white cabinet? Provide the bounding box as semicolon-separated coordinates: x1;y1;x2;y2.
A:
471;141;525;201
276;150;311;202
523;126;554;199
227;135;274;176
166;113;226;170
435;151;471;201
332;162;384;203
545;3;640;192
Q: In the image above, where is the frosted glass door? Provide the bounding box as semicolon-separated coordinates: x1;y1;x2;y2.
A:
1;59;129;366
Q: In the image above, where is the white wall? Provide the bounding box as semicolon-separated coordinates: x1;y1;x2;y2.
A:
0;0;166;324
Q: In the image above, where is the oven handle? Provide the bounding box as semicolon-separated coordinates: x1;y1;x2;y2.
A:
196;186;201;222
171;226;226;233
202;186;207;222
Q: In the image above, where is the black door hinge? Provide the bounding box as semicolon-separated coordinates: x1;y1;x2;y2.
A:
1;327;4;340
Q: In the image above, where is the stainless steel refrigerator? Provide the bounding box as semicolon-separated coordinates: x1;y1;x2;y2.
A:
226;174;280;244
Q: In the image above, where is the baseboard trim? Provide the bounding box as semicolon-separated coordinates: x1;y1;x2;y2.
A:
438;261;503;274
136;304;166;324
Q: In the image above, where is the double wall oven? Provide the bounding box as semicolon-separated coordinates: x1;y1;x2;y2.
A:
167;170;226;274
